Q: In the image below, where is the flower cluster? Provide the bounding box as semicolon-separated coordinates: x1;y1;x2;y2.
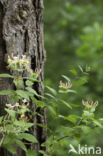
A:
28;68;41;76
8;54;30;71
6;99;29;121
19;99;29;121
59;80;72;89
6;103;20;109
82;98;98;109
7;55;41;80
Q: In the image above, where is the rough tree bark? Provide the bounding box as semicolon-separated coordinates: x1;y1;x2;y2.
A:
0;0;46;156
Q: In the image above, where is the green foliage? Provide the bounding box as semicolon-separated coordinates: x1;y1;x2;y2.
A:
0;59;103;156
44;0;103;155
1;1;103;155
0;56;42;155
26;150;37;156
44;68;103;155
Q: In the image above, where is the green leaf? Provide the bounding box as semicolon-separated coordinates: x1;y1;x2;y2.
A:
48;106;57;116
32;97;45;108
5;124;14;132
26;80;34;86
83;111;94;119
45;93;56;99
0;90;14;95
60;100;72;109
81;126;91;134
16;90;29;99
78;65;83;72
46;86;57;96
59;89;76;94
18;133;38;143
67;89;77;93
5;109;16;118
59;115;79;124
26;87;39;97
13;78;24;88
26;150;37;156
0;74;13;78
37;123;48;129
0;116;3;123
16;140;27;151
39;150;48;156
62;75;71;82
93;120;103;128
73;76;88;86
69;68;78;75
4;144;16;154
86;65;91;72
66;115;79;124
99;118;103;122
14;120;34;130
3;134;16;145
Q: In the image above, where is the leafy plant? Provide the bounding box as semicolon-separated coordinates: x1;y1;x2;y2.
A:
44;68;103;155
0;55;103;156
0;55;42;155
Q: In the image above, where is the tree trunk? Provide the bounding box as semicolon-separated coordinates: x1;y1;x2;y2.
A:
0;0;46;156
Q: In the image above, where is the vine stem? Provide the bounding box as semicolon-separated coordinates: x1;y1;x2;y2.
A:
0;134;5;147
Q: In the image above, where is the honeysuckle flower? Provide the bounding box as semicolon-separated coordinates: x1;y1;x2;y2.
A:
82;98;98;109
59;80;72;89
15;103;20;107
6;104;13;108
6;103;20;109
22;99;28;103
7;54;30;71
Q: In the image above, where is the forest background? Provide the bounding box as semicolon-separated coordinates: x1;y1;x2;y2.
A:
44;0;103;155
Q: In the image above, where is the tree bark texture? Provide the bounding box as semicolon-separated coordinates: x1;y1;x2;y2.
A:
0;0;46;156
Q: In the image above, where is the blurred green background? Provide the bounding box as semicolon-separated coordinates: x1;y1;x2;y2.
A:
44;0;103;155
